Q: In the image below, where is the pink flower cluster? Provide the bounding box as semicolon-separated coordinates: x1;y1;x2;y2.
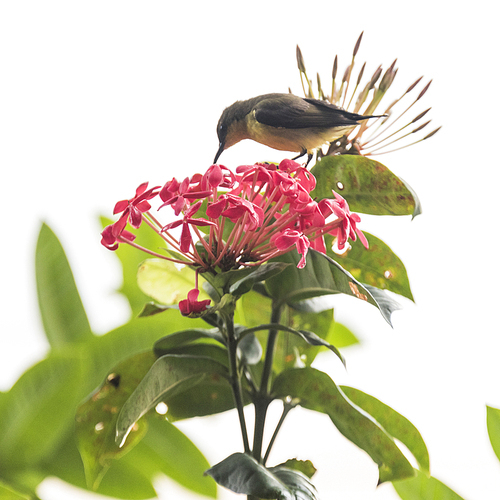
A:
101;160;367;314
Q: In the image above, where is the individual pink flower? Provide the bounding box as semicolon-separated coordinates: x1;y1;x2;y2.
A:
101;224;136;250
272;228;311;269
162;201;216;253
113;182;160;229
159;176;211;216
179;288;211;316
319;192;368;250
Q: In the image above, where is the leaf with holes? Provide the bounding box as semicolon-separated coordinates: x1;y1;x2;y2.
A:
75;351;156;490
311;155;421;217
266;249;400;325
116;354;229;445
326;232;414;301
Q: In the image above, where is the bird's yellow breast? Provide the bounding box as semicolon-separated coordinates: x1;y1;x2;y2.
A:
245;112;354;153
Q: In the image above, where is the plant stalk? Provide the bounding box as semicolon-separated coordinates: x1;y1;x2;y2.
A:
226;314;251;454
252;303;283;463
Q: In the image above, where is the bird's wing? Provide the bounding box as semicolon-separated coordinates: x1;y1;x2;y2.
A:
253;95;369;129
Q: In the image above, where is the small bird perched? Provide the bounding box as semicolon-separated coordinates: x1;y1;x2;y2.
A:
214;93;383;165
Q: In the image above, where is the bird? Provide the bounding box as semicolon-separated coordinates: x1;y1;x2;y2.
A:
214;92;383;166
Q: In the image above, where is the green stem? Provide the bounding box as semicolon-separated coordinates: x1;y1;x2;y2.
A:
252;303;283;463
263;401;293;465
226;314;251;454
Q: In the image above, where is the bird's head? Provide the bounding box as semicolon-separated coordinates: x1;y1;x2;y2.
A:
214;100;253;164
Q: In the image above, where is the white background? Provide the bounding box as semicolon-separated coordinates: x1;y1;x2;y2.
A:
1;1;499;499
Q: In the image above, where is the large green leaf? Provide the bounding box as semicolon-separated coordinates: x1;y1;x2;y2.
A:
310;155;421;217
75;351;156;490
326;232;414;301
487;405;500;462
272;368;414;484
340;386;429;473
0;350;86;467
124;417;216;498
205;452;318;499
393;469;466;499
35;223;92;347
0;479;39;500
266;249;400;325
41;431;157;500
116;354;229;445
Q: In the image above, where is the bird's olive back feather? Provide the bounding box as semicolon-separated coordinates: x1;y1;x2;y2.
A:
254;93;373;129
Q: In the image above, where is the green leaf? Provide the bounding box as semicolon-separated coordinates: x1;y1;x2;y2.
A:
326;232;414;301
0;479;39;500
269;467;318;500
138;302;178;317
229;262;290;297
124;417;217;498
100;216;170;315
237;333;263;365
393;469;466;500
137;258;208;305
310;155;421;217
0;351;86;468
116;354;229;445
266;249;400;325
274;309;351;370
205;453;318;499
340;386;429;473
275;459;317;479
272;368;414;484
487;405;500;462
241;323;345;367
42;431;157;499
326;320;359;348
35;223;92;347
75;351;156;490
153;329;226;356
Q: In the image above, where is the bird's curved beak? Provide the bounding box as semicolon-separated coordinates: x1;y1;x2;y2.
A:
213;141;225;164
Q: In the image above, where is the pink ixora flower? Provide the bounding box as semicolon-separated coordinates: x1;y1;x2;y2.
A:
101;160;367;276
179;288;211;316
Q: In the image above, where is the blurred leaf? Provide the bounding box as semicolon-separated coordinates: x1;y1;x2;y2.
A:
275;459;317;479
0;351;86;467
487;405;500;462
42;431;157;499
393;469;466;499
310;155;421;217
326;232;414;301
154;329;226;356
35;223;92;347
137;258;207;305
266;249;400;325
100;216;169;315
138;302;178;317
205;452;318;499
237;333;263;365
272;368;414;484
75;351;155;490
236;290;273;328
341;386;429;473
0;479;39;499
124;417;216;498
326;320;359;348
116;354;229;445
